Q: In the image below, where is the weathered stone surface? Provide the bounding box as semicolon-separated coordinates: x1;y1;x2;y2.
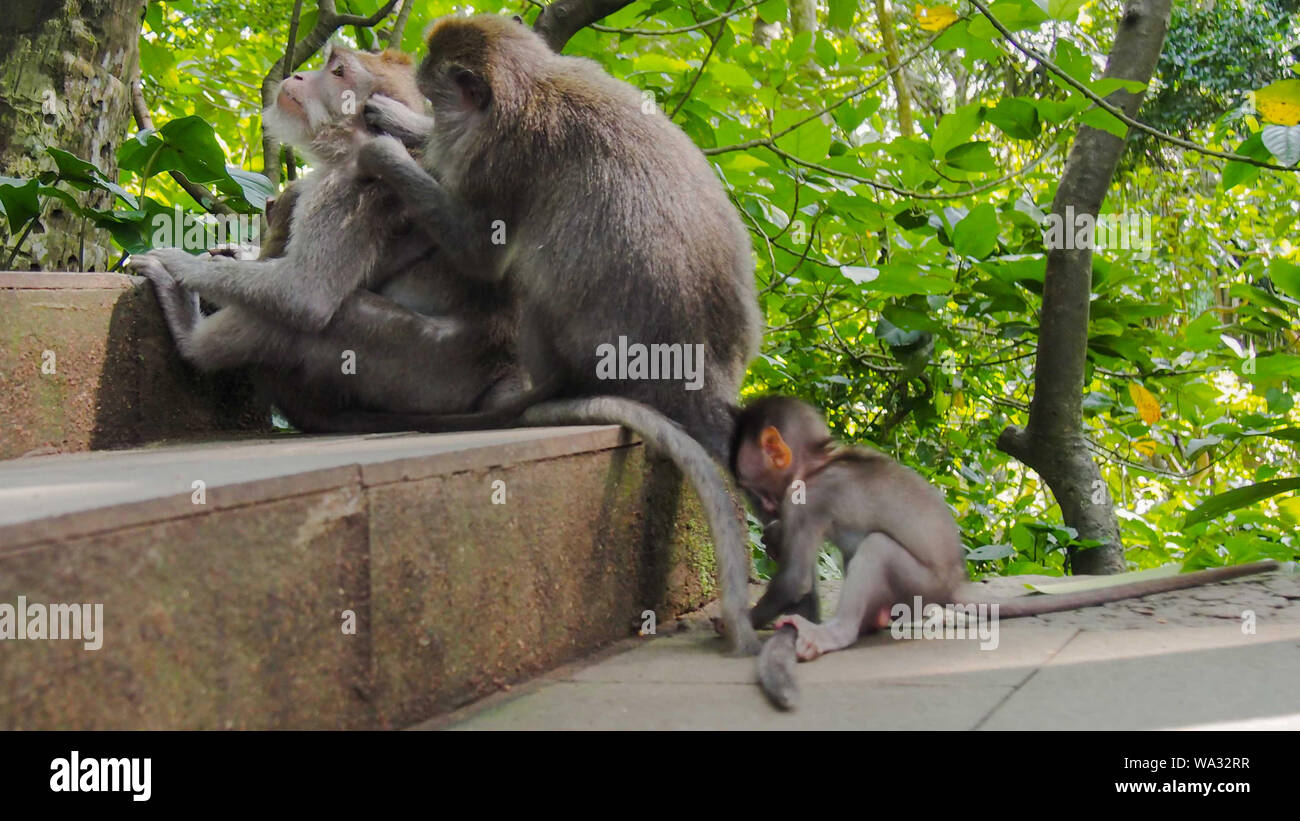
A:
426;570;1300;730
0;272;268;459
0;427;718;729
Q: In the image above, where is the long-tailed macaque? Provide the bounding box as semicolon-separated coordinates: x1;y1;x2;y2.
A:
351;15;764;654
731;396;1281;709
128;45;523;429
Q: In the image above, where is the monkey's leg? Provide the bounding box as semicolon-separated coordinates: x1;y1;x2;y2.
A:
775;532;937;661
179;306;293;372
356;135;509;282
364;95;433;148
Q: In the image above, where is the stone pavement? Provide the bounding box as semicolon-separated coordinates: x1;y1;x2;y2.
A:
422;569;1300;730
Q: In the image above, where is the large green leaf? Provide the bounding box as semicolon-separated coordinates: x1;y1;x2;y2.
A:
952;203;999;258
1184;478;1300;528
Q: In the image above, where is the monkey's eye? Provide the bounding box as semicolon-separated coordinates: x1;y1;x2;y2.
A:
332;63;346;77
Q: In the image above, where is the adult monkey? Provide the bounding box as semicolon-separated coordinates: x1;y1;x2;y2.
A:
129;45;524;430
354;14;764;654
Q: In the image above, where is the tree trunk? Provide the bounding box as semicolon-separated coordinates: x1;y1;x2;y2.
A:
874;0;913;136
996;0;1172;574
0;0;146;271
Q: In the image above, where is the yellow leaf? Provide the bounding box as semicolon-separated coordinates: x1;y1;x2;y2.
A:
915;6;958;31
1257;78;1300;127
1133;437;1158;457
1129;382;1161;424
1279;493;1300;519
953;391;966;409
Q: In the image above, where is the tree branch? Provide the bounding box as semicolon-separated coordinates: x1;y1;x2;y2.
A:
386;0;415;48
532;0;637;50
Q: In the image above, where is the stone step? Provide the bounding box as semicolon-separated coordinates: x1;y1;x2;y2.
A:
0;426;718;729
0;272;267;460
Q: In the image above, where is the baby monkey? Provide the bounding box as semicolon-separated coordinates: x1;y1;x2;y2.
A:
731;396;1279;709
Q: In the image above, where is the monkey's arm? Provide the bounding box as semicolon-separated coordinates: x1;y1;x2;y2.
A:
356;135;509;283
129;248;354;333
749;511;824;629
364;95;433;148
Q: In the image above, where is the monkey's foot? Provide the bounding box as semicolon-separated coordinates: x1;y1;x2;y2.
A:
773;615;830;661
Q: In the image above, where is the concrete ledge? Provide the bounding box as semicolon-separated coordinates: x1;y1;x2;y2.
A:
0;272;268;459
0;426;718;729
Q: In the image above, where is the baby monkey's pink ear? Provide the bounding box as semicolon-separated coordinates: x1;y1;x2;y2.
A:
760;426;792;470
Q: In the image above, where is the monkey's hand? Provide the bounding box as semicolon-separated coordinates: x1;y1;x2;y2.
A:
127;252;201;338
126;252;177;288
141;246;209;282
356;133;416;182
772;615;829;662
363;95;433;148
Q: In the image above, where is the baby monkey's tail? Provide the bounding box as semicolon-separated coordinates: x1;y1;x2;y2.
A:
758;624;800;710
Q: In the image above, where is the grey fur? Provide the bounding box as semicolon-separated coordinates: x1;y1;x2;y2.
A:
354;16;763;654
129;46;523;429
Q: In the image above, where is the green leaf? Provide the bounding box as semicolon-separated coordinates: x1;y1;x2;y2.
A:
1047;0;1086;20
1260;124;1300;166
931;103;984;159
756;0;786;25
813;35;838;69
1268;259;1300;300
45;148;138;208
0;176;40;232
1184;477;1300;528
966;543;1016;561
1222;132;1271;191
827;0;856;30
945;141;996;171
217;166;274;212
773;112;832;163
1080;107;1128;139
987;97;1041;139
119;116;229;184
952;203;998;258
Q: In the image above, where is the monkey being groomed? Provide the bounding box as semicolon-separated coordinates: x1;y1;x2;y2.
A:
729;396;1280;710
128;45;525;431
341;15;765;654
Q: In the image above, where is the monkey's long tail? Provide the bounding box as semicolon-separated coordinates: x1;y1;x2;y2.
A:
521;396;762;657
757;625;799;710
988;559;1280;619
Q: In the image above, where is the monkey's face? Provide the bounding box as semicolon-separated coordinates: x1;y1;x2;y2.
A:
734;435;796;515
265;46;393;147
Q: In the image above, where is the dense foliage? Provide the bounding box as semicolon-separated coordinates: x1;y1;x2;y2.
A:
5;0;1298;580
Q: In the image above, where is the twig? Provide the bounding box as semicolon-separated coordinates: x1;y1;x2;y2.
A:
386;0;414;48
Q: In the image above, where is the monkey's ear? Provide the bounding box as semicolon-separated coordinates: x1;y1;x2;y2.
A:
451;66;492;110
759;426;792;470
